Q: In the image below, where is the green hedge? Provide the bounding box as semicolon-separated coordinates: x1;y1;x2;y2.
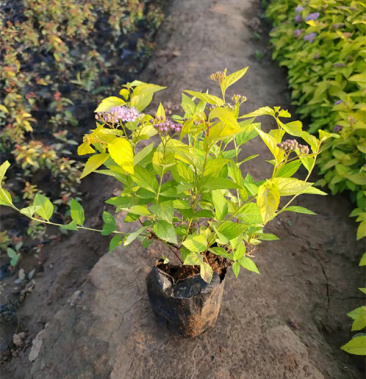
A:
266;0;366;240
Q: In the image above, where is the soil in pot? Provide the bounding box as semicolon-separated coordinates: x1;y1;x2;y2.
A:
146;252;229;337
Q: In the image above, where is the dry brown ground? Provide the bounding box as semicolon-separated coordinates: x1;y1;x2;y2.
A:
1;0;365;378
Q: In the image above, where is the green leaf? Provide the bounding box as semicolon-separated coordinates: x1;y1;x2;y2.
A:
203;159;229;178
238;202;262;225
299;156;314;173
275;161;301;178
150;201;174;223
220;67;248;94
238;256;260;274
300;131;319;153
173;199;191;209
219;222;248;240
280;120;302;137
180;246;191;262
200;262;213;283
34;193;54;221
257;233;279;241
60;221;78;231
273;178;314;196
359;288;366;294
236;120;258;145
108;138;134;174
239;107;275;119
283;206;316;215
7;247;17;259
202;177;241;191
105;196;135;209
182;234;207;253
184;90;224;106
0;160;10;185
7;248;20;267
124;226;148;246
80;153;109;179
302;186;327;196
134;143;155;166
255;128;284;164
156;103;166;119
212;190;228;221
341;336;366;356
233;243;246;261
128;205;151;216
181;93;196;115
132;166;158;193
257;182;280;224
20;205;41;218
102;211;117;236
209;247;232;260
360;253;366;266
130;84;166;111
0;188;13;206
347;307;366;331
153;221;177;245
94;96;125;113
345;173;366;186
232;262;240;277
70;199;85;226
184;252;203;266
207;120;241;143
193;210;214;219
110;235;123;251
357;221;366;240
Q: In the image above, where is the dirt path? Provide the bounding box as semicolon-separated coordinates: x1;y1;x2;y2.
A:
2;0;365;378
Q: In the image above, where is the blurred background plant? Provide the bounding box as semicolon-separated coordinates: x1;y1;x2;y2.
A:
266;0;366;241
0;0;167;260
266;0;366;357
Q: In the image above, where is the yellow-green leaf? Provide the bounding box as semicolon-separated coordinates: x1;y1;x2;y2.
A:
200;262;213;283
272;178;313;196
108;138;134;174
80;153;109;179
70;199;85;226
360;253;366;266
95;96;125;113
182;234;207;253
357;221;366;240
220;67;249;94
34;193;54;221
239;107;275;119
184;90;224;106
341;336;366;356
207;121;241;143
257;182;280;224
256;128;284;164
77;142;95;156
0;161;10;185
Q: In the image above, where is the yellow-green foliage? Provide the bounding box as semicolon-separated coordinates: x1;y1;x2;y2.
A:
0;0;165;205
266;0;366;240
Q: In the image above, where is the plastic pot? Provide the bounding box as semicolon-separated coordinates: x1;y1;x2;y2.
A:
146;263;226;337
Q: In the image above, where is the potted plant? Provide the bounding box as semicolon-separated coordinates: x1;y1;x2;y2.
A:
0;67;336;337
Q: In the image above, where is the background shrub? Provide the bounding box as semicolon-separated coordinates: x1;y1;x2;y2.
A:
0;0;165;208
0;0;166;256
266;0;366;240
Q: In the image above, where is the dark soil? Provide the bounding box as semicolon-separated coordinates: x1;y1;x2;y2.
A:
157;251;229;281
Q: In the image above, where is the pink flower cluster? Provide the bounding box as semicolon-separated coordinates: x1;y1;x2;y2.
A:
100;106;140;124
151;117;182;135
